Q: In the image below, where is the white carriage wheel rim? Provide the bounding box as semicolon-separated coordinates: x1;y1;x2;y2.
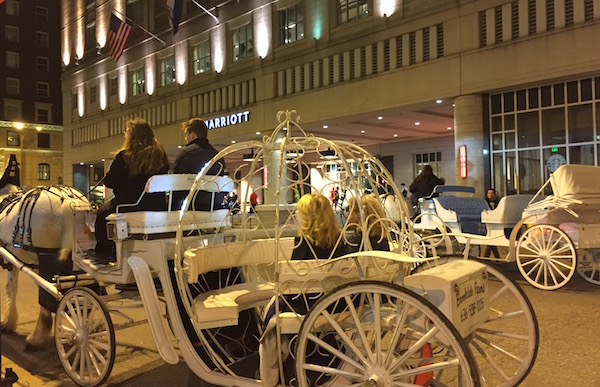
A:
295;280;480;387
411;256;539;387
516;225;576;290
576;249;600;285
466;259;539;387
55;287;115;387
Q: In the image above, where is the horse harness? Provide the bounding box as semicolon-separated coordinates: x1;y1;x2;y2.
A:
4;186;82;255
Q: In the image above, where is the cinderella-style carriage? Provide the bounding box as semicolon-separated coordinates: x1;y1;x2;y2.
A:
0;111;539;387
413;163;600;291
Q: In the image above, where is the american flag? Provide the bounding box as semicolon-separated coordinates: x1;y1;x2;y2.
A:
108;13;132;62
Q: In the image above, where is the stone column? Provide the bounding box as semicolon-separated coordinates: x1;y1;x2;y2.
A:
453;95;485;196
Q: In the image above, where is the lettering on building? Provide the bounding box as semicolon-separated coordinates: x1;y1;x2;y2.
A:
206;111;250;130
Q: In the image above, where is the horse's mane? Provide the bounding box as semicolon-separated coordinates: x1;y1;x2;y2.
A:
0;154;20;190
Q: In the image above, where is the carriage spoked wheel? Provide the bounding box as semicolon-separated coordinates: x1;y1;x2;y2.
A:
295;281;481;387
55;287;116;387
411;256;539;387
576;249;600;285
516;224;577;290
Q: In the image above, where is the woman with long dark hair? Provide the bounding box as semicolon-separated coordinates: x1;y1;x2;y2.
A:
92;118;169;263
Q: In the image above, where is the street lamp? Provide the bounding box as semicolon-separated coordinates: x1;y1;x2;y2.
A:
14;122;42;189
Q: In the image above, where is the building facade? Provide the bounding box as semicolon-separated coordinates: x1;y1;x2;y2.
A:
60;0;600;198
1;0;64;188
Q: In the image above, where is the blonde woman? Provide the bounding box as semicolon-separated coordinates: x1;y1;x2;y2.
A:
92;118;169;263
292;193;346;260
346;194;390;252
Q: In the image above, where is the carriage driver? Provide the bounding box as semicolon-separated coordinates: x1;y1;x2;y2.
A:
171;118;229;211
90;119;169;264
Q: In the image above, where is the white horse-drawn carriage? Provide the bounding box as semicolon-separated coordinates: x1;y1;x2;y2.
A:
413;164;600;291
1;111;539;387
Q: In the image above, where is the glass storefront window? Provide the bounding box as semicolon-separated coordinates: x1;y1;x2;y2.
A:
491;116;502;132
506;151;517;195
569;144;595;165
568;104;593;143
490;78;600;195
491;94;502;114
541;107;565;145
517;111;539;147
493;154;504;197
554;84;565;105
505;131;515;149
504;92;514;112
492;133;502;151
518;149;541;194
504;114;515;130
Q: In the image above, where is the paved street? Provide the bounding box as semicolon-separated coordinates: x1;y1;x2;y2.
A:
2;263;600;386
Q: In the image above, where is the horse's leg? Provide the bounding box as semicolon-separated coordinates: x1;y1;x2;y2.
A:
25;305;53;351
24;251;73;350
1;267;19;333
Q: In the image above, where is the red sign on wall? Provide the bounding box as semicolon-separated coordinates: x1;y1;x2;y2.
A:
459;145;467;179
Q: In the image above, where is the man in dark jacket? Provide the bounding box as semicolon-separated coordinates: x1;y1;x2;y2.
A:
173;118;228;210
409;165;444;209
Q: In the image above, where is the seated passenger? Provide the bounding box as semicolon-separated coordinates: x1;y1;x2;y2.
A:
261;193;346;386
92;118;169;263
291;193;347;260
346;194;390;253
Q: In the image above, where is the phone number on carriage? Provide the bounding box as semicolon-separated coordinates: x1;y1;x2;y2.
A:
454;276;489;334
459;297;485;323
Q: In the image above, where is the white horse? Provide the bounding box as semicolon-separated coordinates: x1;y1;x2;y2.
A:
0;179;90;350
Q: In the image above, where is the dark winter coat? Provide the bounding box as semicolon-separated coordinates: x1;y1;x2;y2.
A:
172;138;228;210
104;150;168;211
409;174;444;202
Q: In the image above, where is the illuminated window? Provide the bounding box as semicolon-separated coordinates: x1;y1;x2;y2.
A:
89;85;97;104
336;0;369;25
7;131;20;147
131;68;145;96
414;152;443;178
279;4;304;45
35;6;48;22
126;0;144;26
6;0;19;16
36;82;50;98
4;101;20;120
233;24;253;62
36;57;49;72
36;31;48;47
193;41;211;74
37;108;49;123
160;55;176;86
110;77;118;96
85;20;96;52
38;163;50;180
6;78;19;95
6;51;19;68
6;26;19;43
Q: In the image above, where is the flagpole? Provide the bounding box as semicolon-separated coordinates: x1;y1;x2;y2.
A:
191;0;219;24
113;9;166;47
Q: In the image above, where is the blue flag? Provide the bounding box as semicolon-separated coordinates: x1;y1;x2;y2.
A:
165;0;183;35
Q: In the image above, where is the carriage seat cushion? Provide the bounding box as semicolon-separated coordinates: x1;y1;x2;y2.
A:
106;209;230;235
192;282;275;328
184;237;295;283
434;197;489;222
481;195;535;224
186;237;295;328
